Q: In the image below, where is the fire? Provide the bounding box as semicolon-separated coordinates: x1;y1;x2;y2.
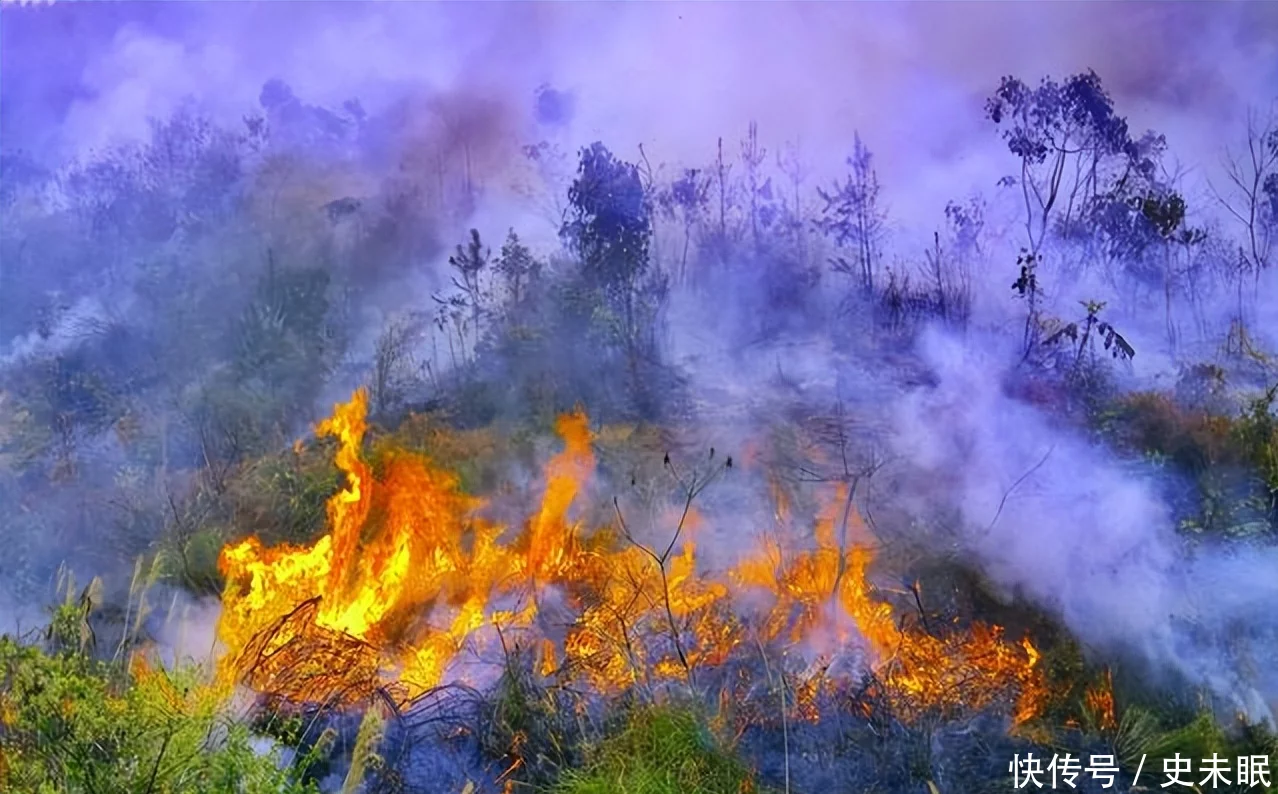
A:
215;389;1046;726
217;388;491;699
733;483;1045;725
1085;667;1117;731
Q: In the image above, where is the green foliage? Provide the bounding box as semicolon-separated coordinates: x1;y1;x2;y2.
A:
562;143;653;294
559;142;668;388
235;261;342;431
162;526;228;597
1098;380;1278;535
1109;707;1278;793
1233;385;1278;519
553;705;760;794
0;637;321;794
232;453;340;546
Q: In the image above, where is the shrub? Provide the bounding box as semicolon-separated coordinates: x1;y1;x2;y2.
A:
553;704;760;794
0;637;321;794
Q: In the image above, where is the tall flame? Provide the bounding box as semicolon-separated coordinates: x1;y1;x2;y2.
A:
216;390;1045;725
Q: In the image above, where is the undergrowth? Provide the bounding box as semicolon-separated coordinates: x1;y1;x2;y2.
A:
552;705;761;794
0;635;323;794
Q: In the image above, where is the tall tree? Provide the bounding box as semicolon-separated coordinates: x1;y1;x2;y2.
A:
987;70;1135;355
1212;108;1278;318
816;133;885;295
657;168;711;284
561;142;656;347
560;142;666;409
740;121;767;250
447;228;491;354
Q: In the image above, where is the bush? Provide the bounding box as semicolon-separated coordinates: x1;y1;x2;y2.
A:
553;705;761;794
1099;386;1278;536
0;637;321;794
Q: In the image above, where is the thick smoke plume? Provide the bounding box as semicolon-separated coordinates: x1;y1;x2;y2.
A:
892;329;1278;722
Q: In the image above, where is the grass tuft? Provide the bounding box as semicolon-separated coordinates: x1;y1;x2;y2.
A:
553;705;760;794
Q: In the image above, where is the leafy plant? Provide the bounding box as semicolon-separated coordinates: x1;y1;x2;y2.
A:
553;705;760;794
0;637;322;794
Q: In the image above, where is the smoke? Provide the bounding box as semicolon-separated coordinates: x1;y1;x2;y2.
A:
885;328;1277;721
6;3;1276;227
5;0;1278;736
0;295;115;366
146;588;225;669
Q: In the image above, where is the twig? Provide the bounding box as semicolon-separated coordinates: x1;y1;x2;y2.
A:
612;453;730;689
983;445;1055;536
142;728;174;794
910;580;931;635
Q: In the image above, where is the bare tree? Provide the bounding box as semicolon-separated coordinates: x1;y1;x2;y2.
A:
816;133;886;295
777;139;814;265
1211;105;1278;316
741;121;768;250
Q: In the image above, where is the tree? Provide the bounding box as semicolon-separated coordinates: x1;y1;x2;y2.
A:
986;70;1134;256
740;121;768;250
776;139;814;266
447;228;491;353
1132;190;1207;349
944;196;986;259
657;168;711;284
708;136;737;249
561;142;657;351
1212;107;1278;314
493;228;541;308
815;133;885;295
986;70;1136;356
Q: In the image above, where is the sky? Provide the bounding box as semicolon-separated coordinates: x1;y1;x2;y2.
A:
3;1;1277;237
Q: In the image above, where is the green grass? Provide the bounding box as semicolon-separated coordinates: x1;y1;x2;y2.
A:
0;635;323;794
552;705;760;794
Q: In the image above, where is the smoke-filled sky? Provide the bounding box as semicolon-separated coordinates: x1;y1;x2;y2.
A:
4;1;1277;235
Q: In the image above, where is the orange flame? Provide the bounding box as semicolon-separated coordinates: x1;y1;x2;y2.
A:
1085;667;1117;731
732;483;1045;724
216;390;1047;725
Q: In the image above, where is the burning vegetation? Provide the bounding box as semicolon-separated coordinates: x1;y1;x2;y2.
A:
7;8;1278;790
216;388;1047;738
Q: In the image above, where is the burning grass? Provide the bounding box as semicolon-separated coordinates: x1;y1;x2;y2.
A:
215;389;1047;739
8;389;1278;793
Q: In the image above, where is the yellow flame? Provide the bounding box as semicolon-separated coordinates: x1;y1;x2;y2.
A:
216;390;1048;724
